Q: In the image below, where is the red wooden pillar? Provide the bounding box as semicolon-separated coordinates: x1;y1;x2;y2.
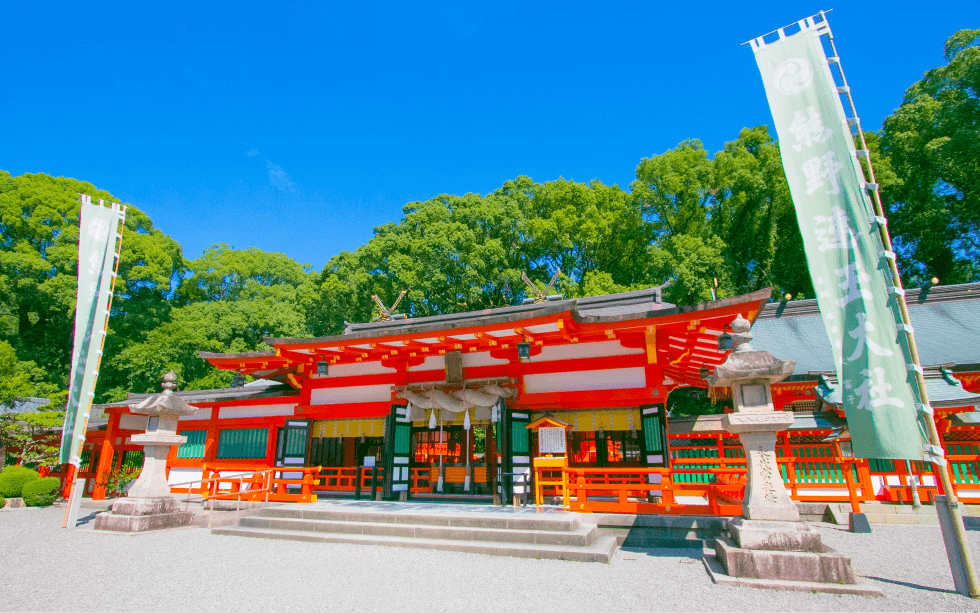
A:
91;412;120;500
60;463;77;499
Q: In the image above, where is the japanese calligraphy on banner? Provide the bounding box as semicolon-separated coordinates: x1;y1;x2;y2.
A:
59;196;125;465
751;19;927;460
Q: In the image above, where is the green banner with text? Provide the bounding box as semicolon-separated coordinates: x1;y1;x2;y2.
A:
752;20;927;460
59;197;123;465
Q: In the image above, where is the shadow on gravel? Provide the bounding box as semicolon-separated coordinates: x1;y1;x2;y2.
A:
620;547;702;559
865;576;956;594
75;511;100;527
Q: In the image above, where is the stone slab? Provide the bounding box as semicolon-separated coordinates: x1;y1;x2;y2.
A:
4;498;25;508
213;525;619;563
111;497;180;516
94;510;193;532
702;554;884;596
715;536;856;584
849;512;872;533
729;518;823;552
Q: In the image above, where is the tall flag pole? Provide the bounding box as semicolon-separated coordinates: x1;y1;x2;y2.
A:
60;194;126;527
747;11;979;596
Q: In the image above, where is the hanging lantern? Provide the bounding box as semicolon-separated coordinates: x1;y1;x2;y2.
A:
717;332;735;352
517;342;531;362
316;360;329;376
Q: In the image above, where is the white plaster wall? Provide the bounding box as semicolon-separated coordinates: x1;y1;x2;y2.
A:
179;408;211;421
462;351;509;367
219;404;296;419
310;384;391;405
523;367;647;394
409;355;445;372
327;361;396;377
534;340;644;363
167;468;203;487
118;414;148;431
870;475;885;495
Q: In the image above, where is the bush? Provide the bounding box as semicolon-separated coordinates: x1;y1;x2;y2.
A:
0;496;5;509
0;465;40;498
22;477;61;507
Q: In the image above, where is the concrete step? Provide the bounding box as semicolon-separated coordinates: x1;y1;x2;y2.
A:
212;525;618;562
259;505;582;532
239;515;597;546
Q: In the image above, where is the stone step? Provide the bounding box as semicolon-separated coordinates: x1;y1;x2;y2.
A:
212;525;618;562
862;513;939;526
258;505;582;532
239;515;597;546
592;512;729;548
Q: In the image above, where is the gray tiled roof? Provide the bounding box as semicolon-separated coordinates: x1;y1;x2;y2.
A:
752;282;980;374
92;379;295;411
0;397;51;415
814;368;980;410
256;285;775;349
342;284;674;336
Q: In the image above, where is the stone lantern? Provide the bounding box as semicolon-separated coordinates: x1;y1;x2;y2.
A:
95;371;198;532
704;315;872;593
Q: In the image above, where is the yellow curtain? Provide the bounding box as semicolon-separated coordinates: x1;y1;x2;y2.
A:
312;418;386;438
529;409;642;432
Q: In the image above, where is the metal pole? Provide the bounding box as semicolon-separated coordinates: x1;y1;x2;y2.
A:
820;11;979;597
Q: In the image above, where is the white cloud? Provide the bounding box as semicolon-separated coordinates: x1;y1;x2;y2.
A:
266;161;296;193
246;147;296;192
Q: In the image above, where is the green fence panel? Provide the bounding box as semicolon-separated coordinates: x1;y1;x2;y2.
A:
177;430;207;459
217;428;268;459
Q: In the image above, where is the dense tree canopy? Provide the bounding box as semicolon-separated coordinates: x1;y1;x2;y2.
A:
0;28;975;410
878;29;980;285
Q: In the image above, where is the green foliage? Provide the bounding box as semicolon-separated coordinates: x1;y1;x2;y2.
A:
21;476;60;506
0;410;64;468
666;387;731;418
878;29;980;285
633;126;810;304
0;465;40;497
0;496;5;508
96;467;140;498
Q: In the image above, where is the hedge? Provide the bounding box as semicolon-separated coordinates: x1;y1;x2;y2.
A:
0;466;40;498
22;477;62;507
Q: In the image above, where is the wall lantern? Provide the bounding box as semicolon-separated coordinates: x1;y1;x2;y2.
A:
316;360;329;376
717;332;735;352
517;342;532;363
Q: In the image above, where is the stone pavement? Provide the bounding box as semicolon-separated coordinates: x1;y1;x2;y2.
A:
3;504;980;611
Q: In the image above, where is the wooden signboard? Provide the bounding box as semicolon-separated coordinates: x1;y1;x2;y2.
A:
538;427;567;454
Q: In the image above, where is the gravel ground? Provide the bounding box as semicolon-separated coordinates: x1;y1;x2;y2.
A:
3;505;980;612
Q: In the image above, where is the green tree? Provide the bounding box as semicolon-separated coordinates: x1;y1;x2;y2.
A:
103;245;314;397
878;29;980;285
0;172;184;401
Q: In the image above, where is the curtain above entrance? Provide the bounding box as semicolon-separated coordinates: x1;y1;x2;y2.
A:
312;418;385;439
529;408;642;432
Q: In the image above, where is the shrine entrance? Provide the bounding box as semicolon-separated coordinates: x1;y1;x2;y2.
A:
409;423;496;497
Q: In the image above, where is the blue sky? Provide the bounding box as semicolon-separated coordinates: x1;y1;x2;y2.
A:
2;2;974;272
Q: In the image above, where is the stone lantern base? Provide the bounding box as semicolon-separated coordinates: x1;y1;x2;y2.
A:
94;497;193;532
714;518;856;583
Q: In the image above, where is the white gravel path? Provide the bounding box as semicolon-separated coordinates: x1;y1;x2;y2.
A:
3;505;980;611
